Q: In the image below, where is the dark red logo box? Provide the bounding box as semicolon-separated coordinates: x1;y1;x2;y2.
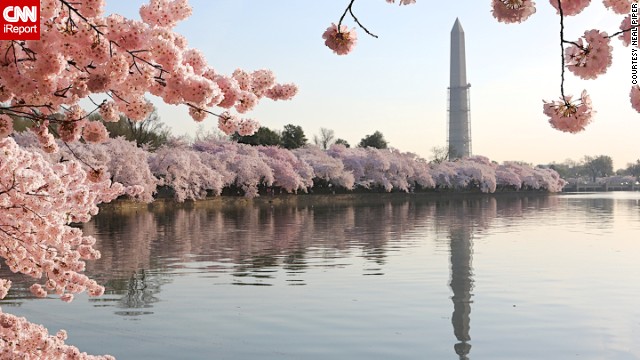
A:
0;0;40;40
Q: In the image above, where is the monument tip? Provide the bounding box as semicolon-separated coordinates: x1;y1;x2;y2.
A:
452;18;464;33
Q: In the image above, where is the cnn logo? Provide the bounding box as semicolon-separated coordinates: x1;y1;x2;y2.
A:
0;0;40;40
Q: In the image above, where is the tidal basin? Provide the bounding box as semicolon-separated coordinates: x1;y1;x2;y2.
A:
1;192;639;359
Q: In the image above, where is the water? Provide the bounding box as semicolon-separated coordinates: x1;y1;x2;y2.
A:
1;192;639;359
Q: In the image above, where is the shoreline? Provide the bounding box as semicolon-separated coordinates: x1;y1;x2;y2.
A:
98;190;558;212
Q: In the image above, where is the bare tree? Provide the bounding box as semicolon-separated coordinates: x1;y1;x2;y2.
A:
99;107;171;151
430;146;449;164
313;127;335;150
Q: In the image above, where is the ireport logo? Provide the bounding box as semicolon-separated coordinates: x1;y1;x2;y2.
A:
0;0;40;40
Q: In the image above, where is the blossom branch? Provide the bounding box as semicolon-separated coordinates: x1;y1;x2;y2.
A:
337;0;378;38
557;0;567;102
609;25;639;39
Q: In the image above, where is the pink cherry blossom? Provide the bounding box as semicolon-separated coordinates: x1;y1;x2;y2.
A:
0;280;10;299
293;146;355;189
235;91;258;114
237;118;260;136
618;15;638;47
564;29;612;80
99;101;121;122
0;307;115;359
188;106;208;122
386;0;417;5
0;114;12;138
82;121;110;143
630;85;640;112
549;0;591;16
543;90;594;133
29;284;48;298
602;0;631;14
250;69;276;96
264;83;299;101
0;137;125;355
257;146;314;193
322;23;358;55
491;0;537;23
148;145;225;201
218;111;239;135
140;0;192;28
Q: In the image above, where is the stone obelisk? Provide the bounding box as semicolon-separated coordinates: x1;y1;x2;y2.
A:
448;18;471;159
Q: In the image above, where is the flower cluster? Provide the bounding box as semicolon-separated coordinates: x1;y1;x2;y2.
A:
82;121;110;143
0;0;297;141
322;23;358;55
0;307;115;360
0;138;124;305
0;114;12;138
491;0;537;23
386;0;416;5
543;90;594;133
549;0;591;16
215;111;260;136
618;15;637;47
603;0;632;14
630;85;640;113
139;0;192;28
564;29;613;80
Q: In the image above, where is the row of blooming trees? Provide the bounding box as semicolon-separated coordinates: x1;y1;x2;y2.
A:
14;133;567;202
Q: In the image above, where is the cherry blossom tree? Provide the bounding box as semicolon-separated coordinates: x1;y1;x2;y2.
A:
190;139;275;198
62;137;157;202
293;145;356;190
0;137;121;359
256;146;315;193
149;144;225;202
327;144;435;192
0;0;300;356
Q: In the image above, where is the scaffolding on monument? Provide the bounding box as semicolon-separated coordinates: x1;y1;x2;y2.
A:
446;84;472;158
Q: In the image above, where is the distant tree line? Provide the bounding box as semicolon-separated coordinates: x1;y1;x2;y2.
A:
12;102;390;153
549;155;640;182
232;125;387;150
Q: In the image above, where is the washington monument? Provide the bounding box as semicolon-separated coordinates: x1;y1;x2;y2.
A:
448;18;471;159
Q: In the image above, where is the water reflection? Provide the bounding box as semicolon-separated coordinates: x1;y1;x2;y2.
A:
81;196;557;322
83;198;444;290
432;196;560;360
434;199;489;360
449;225;474;359
3;193;600;359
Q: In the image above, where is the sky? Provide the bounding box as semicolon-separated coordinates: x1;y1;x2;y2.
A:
103;1;640;169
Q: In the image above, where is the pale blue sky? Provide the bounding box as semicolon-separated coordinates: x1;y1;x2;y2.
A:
104;1;639;169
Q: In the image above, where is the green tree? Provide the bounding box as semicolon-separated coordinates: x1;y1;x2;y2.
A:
281;124;307;149
231;126;282;146
358;131;388;149
619;160;640;177
549;158;585;179
582;155;613;182
334;138;350;148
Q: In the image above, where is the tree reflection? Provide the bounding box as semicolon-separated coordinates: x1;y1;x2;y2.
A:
73;195;560;327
